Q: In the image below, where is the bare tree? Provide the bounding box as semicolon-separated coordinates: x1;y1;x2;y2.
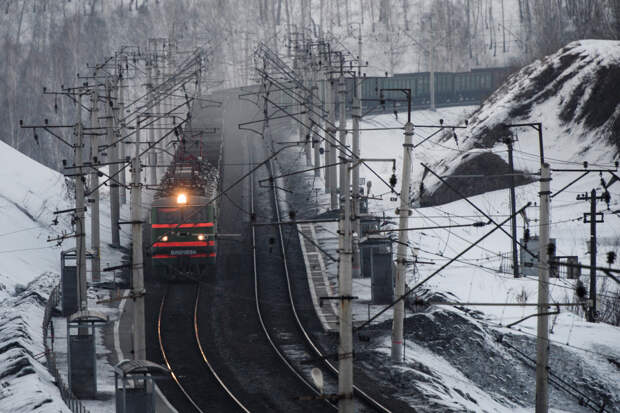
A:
379;0;391;29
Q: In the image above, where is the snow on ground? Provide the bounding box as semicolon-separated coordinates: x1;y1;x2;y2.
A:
303;107;620;410
289;70;620;408
51;292;125;413
0;138;132;412
0;273;70;413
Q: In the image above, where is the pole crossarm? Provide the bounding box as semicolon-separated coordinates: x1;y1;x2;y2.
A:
19;122;76;148
503;122;544;164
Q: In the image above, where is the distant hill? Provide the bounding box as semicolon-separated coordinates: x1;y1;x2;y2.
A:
420;40;620;206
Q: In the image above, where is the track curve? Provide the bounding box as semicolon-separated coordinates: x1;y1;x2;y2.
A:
157;283;250;412
251;131;392;412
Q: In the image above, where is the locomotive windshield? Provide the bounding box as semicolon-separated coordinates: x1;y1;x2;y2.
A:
155;206;209;224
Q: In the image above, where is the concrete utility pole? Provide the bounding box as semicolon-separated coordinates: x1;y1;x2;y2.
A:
338;157;354;413
338;60;347;208
429;46;436;111
578;189;605;322
147;58;158;186
329;77;339;210
118;59;128;205
294;34;304;158
351;74;361;280
89;87;101;283
429;15;437;111
505;137;519;277
75;100;88;313
392;121;414;363
155;55;166;174
131;118;146;360
167;40;176;152
351;24;363;278
337;61;348;307
325;76;333;198
107;78;121;248
311;49;321;176
535;162;551;413
588;188;598;322
302;38;313;166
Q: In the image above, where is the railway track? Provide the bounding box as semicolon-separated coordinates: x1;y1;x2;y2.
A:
250;137;392;413
153;93;330;413
250;147;337;410
157;283;251;413
153;93;394;412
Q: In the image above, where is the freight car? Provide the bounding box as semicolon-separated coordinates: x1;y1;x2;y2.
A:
274;67;511;114
354;67;512;113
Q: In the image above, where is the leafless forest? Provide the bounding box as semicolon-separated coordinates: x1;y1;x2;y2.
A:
1;0;618;168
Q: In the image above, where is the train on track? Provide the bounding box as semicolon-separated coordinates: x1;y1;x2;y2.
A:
276;66;512;113
150;131;220;280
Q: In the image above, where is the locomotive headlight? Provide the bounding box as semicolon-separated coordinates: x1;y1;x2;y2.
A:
177;193;187;204
161;235;168;242
197;234;205;241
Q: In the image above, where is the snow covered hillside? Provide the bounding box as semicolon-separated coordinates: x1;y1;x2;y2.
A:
0;139;130;412
354;41;620;412
277;40;620;411
419;39;620;205
0;140;72;299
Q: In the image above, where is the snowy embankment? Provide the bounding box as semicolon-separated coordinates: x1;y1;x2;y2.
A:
0;139;72;411
0;139;130;412
287;40;620;412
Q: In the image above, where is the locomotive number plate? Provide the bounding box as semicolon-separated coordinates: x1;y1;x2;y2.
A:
170;249;198;256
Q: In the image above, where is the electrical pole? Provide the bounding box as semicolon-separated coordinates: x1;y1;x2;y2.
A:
578;189;605;322
311;49;321;176
325;76;333;199
89;87;101;283
429;46;436;111
329;76;338;210
505;137;519;277
337;59;347;314
338;58;347;208
338;156;353;413
392;121;414;363
147;58;158;186
429;14;436;112
118;58;128;205
351;77;361;280
131;117;145;360
589;188;597;323
167;40;176;155
352;24;363;278
535;162;551;413
156;54;166;174
294;34;305;161
303;38;313;166
107;78;121;248
75;99;88;313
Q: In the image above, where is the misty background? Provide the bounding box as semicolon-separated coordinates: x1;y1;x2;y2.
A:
1;0;618;169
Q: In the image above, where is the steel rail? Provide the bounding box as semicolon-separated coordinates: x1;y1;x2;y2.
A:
157;288;205;413
249;147;338;410
264;139;392;413
193;284;252;413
